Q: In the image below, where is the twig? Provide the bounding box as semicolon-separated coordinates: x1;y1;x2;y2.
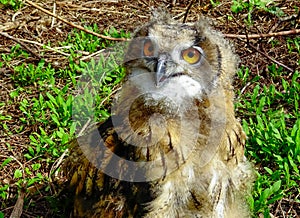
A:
229;15;293;73
248;43;294;72
12;11;22;22
182;0;194;23
172;12;186;20
0;155;24;175
171;0;176;7
0;21;21;32
24;155;43;165
0;31;41;59
25;0;127;41
56;1;142;16
273;198;283;217
279;12;299;22
9;190;25;218
16;37;70;57
51;1;56;28
138;0;149;7
78;118;92;137
49;148;69;182
80;49;105;61
225;29;300;39
55;3;130;15
285;193;300;216
236;81;251;101
80;0;119;6
98;86;121;109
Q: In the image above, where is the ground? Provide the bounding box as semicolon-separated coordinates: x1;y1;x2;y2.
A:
0;0;299;217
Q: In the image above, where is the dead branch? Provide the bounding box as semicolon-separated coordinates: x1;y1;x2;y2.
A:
80;49;105;61
183;0;194;23
24;0;128;41
0;32;41;59
0;32;70;57
9;190;25;218
0;21;22;32
51;1;56;28
248;43;294;72
225;29;300;39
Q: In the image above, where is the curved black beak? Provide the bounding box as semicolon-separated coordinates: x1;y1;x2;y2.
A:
155;55;168;87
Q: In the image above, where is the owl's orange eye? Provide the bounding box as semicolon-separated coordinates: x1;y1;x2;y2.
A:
181;47;202;65
143;39;155;57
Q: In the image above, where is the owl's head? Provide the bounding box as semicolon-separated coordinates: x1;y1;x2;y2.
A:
107;13;238;178
123;12;238;105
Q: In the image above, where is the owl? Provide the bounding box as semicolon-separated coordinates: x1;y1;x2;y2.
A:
63;12;254;218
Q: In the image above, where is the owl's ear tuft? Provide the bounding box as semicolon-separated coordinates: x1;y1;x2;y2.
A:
133;8;172;38
150;8;172;23
194;16;212;34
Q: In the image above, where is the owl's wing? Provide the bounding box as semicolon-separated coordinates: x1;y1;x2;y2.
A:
63;117;151;218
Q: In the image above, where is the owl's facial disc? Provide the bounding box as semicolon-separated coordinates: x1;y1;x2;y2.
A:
142;38;203;87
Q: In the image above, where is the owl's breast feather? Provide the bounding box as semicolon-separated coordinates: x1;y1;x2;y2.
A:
127;70;202;108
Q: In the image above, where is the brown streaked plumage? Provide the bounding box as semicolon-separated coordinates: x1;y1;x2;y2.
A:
63;12;254;218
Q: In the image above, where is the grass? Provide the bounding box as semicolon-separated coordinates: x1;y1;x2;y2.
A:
231;0;284;24
236;66;300;217
0;0;22;10
0;25;129;217
0;0;299;217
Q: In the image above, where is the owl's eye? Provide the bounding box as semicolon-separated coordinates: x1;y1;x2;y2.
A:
181;47;202;65
143;39;155;57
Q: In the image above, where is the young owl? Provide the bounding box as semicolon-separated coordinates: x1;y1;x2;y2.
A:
63;12;254;218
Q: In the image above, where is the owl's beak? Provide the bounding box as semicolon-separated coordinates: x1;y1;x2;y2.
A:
155;55;168;87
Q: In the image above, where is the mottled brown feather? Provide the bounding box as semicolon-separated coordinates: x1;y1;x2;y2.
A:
62;12;254;218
